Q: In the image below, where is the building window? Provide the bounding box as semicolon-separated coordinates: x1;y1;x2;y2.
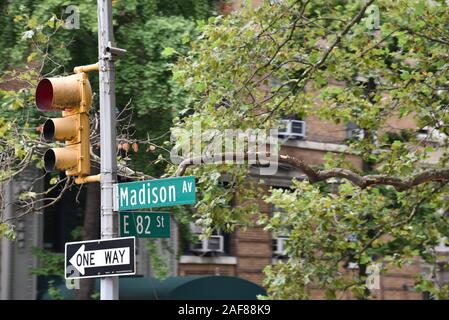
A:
346;122;365;141
416;125;446;142
270;202;291;259
186;223;230;257
436;209;449;253
272;236;289;258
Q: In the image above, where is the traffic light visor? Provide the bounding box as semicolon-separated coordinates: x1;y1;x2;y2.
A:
44;147;78;172
42;116;77;142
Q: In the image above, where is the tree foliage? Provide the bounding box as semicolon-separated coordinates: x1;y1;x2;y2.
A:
0;0;217;232
169;0;449;299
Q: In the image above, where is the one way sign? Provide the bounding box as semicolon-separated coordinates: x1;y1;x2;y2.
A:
65;237;135;279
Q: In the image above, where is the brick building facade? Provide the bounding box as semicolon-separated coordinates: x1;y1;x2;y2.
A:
177;111;436;299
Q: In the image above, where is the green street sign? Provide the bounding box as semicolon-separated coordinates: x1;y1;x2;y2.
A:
114;176;196;211
120;212;170;238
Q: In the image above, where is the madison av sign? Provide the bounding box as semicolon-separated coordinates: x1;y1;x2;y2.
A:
114;176;196;211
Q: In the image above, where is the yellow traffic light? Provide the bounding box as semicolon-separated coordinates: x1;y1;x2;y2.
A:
36;68;96;180
41;113;90;176
35;73;92;112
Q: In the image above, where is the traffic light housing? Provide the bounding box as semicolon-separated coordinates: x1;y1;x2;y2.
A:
36;71;93;178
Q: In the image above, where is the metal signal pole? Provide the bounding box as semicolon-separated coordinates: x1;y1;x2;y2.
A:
98;0;119;300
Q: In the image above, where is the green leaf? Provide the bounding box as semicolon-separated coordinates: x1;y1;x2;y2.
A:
27;52;37;63
27;16;38;29
0;223;16;240
414;1;425;16
161;47;177;58
49;177;59;185
391;140;402;150
19;191;37;201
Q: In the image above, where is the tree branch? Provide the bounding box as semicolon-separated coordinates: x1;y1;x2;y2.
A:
299;0;375;80
174;152;449;191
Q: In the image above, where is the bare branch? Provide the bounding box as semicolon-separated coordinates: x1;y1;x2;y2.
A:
5;177;73;223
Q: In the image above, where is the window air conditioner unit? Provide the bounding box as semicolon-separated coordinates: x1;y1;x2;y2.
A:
191;235;224;253
278;120;306;140
436;237;449;253
273;237;288;256
347;122;365;140
417;126;446;142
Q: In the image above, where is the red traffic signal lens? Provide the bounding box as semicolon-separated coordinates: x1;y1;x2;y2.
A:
35;79;53;111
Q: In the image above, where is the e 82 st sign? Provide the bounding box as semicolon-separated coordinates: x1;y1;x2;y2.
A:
120;212;170;238
65;237;135;279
